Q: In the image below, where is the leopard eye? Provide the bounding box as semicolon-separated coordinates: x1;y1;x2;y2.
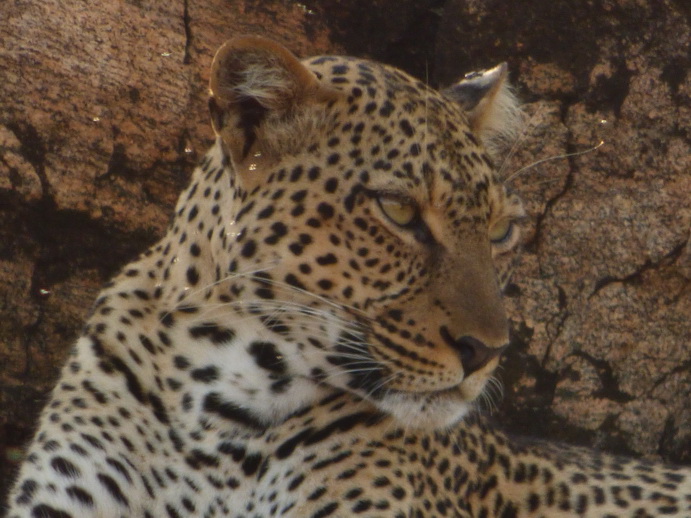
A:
489;218;514;244
377;196;418;226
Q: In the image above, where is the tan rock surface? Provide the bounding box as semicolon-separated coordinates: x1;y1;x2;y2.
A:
437;0;690;462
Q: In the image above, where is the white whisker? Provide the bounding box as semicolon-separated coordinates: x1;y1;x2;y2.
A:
505;140;605;184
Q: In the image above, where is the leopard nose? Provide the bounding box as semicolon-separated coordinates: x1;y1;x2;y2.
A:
440;327;506;376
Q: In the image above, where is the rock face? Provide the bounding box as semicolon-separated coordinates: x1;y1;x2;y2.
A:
435;0;690;463
1;0;688;501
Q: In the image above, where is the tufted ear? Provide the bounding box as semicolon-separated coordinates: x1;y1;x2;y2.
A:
444;63;523;158
208;36;337;171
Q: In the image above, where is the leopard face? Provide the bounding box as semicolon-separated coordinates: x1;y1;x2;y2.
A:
193;36;524;429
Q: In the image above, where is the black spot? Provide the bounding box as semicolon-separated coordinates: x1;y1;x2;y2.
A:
324;177;339;193
311;502;339;518
66;486;94;507
254;287;274;299
31;505;73;518
288;473;306;490
168;429;185;452
157;331;171;347
166;504;182;518
289;242;304;255
270;378;292;393
305;412;383;448
203;392;266;429
289;166;304;182
51;457;81;478
270;221;288;238
108;356;145;403
241;239;257;258
72;397;89;409
353;217;368;231
44;440;60;452
148;392;169;424
185;449;219;469
186;266;200;285
316;253;338;266
181;498;195;513
290;189;308;202
248;342;286;374
379;100;395;117
285;273;307;290
191;365;220;383
399;119;415;137
90;336;105;357
259;315;290;335
69;444;88;457
257;205;275;219
317;279;333;290
308;167;321;180
188;323;235;345
218;441;246;461
133;289;150;300
187;205;199;222
327;153;340;165
82;380;108;404
343;184;365;213
352;500;371;512
265;222;288;245
241;453;263;477
317;203;335;219
174;355;191;370
181;393;193;411
276;428;314;459
106;457;133;483
139;334;156;355
15;479;38;505
391;486;406;500
141;473;155;498
97;473;129;506
387;309;403;322
160;312;175;328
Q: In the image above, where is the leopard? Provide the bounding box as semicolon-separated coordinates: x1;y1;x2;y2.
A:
5;35;690;518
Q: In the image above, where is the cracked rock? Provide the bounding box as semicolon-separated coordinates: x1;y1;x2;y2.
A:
438;0;690;462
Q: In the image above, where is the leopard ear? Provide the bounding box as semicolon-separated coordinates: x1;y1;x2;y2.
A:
209;36;337;168
444;63;523;158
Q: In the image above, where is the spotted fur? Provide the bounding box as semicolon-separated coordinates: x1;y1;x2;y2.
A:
6;36;690;518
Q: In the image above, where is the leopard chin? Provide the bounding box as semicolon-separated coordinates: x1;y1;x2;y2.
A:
374;378;491;430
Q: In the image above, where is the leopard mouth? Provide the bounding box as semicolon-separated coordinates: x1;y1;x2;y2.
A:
322;332;491;428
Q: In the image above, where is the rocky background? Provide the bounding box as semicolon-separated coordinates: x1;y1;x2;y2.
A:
1;0;689;502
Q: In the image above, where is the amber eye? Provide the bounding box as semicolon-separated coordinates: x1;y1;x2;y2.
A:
489;218;514;244
377;196;418;226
